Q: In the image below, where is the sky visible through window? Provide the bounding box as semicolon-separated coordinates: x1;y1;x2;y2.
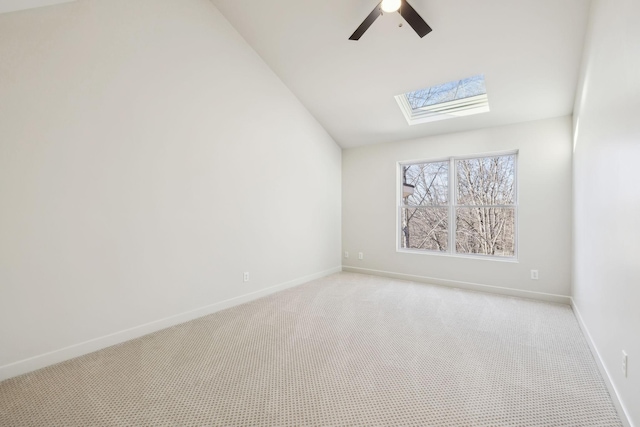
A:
406;75;487;110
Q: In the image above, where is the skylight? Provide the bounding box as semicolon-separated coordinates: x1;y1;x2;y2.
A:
395;75;490;125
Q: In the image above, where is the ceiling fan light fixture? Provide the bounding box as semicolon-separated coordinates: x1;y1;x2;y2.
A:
349;0;431;40
380;0;401;13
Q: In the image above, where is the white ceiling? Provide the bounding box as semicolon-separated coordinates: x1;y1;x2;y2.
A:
209;0;591;148
0;0;75;14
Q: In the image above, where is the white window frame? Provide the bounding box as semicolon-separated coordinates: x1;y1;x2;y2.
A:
395;93;490;126
397;150;518;262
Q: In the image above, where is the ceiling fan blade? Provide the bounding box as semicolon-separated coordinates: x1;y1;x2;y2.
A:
349;3;382;40
399;0;432;38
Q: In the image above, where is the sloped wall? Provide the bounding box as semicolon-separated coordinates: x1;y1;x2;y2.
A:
0;0;341;379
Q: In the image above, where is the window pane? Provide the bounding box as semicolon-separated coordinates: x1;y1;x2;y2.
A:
456;155;515;205
400;207;448;252
405;75;487;110
456;207;515;257
402;161;449;206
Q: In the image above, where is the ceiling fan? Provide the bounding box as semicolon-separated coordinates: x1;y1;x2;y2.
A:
349;0;432;41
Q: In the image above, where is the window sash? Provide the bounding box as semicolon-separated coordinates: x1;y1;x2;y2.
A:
455;206;516;258
399;206;449;252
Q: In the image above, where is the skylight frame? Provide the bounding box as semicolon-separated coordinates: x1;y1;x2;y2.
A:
395;75;490;126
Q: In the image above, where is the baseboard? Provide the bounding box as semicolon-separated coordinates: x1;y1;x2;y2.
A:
342;266;572;305
0;266;342;382
571;298;634;427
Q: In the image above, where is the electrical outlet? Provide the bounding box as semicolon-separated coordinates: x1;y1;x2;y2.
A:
358;252;364;260
243;272;250;282
622;351;628;377
344;251;349;258
531;270;539;280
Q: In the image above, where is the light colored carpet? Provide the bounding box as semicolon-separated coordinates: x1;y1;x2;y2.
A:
0;272;622;426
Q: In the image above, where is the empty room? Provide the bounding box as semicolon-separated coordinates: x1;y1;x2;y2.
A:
0;0;638;425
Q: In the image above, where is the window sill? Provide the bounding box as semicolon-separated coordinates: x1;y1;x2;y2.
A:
396;248;519;263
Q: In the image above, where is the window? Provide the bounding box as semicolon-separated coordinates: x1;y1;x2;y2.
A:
399;153;517;259
395;75;490;126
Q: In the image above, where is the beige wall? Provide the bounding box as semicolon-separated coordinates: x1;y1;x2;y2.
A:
342;117;573;301
572;0;640;424
0;0;341;379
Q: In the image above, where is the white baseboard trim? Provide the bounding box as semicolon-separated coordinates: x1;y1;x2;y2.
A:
342;266;571;305
0;266;342;382
571;299;633;427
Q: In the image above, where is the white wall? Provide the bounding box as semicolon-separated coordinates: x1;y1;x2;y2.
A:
572;0;640;424
342;117;573;301
0;0;341;380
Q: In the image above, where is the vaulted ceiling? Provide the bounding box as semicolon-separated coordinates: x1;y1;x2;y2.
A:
2;0;591;149
209;0;591;148
0;0;75;14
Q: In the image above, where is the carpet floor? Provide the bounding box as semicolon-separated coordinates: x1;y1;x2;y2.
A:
0;272;622;426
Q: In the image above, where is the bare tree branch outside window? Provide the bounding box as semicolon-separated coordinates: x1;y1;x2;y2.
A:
401;162;449;252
